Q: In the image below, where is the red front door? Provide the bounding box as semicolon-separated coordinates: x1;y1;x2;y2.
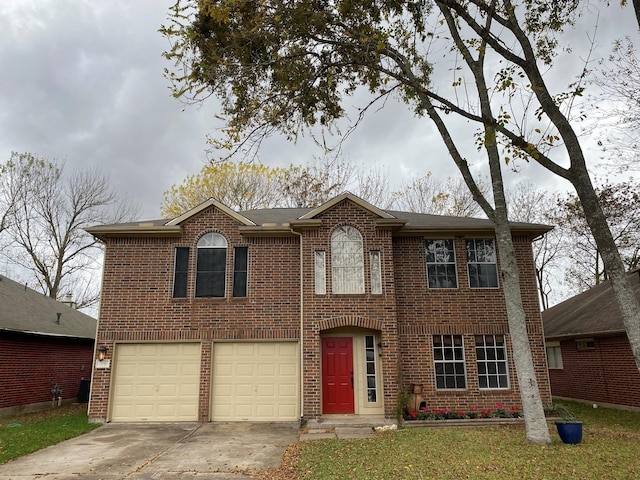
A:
322;337;354;414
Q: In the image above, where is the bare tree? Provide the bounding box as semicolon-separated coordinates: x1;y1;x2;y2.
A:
0;152;138;310
506;182;565;310
554;180;640;292
594;37;640;171
393;173;488;217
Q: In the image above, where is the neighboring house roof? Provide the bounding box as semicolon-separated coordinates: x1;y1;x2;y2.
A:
543;269;640;339
86;193;553;240
0;276;97;340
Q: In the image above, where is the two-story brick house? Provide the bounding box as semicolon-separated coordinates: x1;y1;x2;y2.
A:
86;192;552;423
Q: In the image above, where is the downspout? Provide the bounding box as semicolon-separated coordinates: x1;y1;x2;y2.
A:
290;227;304;423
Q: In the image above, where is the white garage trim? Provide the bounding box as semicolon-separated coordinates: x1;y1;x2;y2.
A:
109;342;201;422
211;341;299;421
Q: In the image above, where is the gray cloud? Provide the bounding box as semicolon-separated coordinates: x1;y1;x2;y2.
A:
0;0;636;221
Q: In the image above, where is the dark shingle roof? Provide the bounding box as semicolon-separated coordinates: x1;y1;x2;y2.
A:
542;269;640;339
87;204;552;240
0;276;97;340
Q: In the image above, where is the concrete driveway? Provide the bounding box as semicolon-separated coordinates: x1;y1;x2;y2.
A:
0;422;299;480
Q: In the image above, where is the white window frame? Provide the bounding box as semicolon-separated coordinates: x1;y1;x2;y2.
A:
370;251;382;295
433;334;467;390
364;335;378;403
466;238;499;289
546;341;563;369
475;334;510;389
314;251;326;295
425;239;458;289
331;225;365;294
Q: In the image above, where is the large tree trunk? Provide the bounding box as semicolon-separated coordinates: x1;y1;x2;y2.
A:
494;217;551;444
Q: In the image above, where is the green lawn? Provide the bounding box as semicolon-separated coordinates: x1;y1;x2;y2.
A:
0;404;100;464
297;402;640;480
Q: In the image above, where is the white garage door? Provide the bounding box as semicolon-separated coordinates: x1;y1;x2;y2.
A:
211;342;299;421
110;343;201;422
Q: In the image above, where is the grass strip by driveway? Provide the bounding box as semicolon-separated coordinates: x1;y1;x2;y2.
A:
297;401;640;480
0;404;100;464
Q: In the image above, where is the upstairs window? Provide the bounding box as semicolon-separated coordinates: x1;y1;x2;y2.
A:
370;251;382;295
331;225;365;294
196;232;227;297
314;251;327;295
466;239;499;288
425;239;458;288
232;246;248;297
172;247;189;298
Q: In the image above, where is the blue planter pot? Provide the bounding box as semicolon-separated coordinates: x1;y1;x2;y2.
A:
555;421;583;444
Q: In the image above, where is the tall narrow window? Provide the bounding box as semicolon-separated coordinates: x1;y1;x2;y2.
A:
314;251;326;295
466;239;499;288
425;239;458;288
195;232;227;297
433;334;466;389
370;251;382;295
331;225;365;294
173;247;189;298
475;334;509;389
232;246;248;297
365;336;378;402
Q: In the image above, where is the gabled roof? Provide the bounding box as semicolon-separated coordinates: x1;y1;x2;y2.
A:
298;192;396;220
543;269;640;339
0;276;97;340
165;198;256;227
86;192;553;240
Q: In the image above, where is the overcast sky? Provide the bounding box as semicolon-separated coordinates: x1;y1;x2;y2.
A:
1;1;638;221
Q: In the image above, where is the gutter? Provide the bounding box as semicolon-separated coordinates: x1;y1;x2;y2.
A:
290;226;304;423
0;327;94;340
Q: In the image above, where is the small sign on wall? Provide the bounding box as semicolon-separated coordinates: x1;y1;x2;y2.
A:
95;359;111;369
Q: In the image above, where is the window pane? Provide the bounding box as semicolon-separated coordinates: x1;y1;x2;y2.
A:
173;247;189;298
466;239;499;288
332;226;364;294
196;248;226;297
233;247;248;297
426;239;458;289
475;334;509;390
433;334;466;390
370;251;382;294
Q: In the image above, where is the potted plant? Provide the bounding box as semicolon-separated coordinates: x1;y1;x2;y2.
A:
553;405;583;444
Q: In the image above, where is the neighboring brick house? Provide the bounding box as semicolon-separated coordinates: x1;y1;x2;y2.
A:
86;192;552;423
0;275;96;416
543;269;640;410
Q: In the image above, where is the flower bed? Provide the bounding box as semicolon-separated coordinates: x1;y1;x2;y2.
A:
404;403;521;422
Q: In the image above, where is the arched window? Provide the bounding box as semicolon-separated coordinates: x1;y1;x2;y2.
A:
196;232;227;297
331;225;364;294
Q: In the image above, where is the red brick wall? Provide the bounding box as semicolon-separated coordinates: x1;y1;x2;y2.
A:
394;235;551;413
301;201;399;418
89;201;550;421
0;332;94;409
549;336;640;408
90;205;301;421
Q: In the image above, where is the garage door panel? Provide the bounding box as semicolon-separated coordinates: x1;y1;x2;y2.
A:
110;343;201;422
211;342;298;421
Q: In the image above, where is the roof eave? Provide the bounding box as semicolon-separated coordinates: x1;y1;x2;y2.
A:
545;329;627;340
85;225;182;241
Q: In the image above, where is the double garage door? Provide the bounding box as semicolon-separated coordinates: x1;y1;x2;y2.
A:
109;342;298;422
